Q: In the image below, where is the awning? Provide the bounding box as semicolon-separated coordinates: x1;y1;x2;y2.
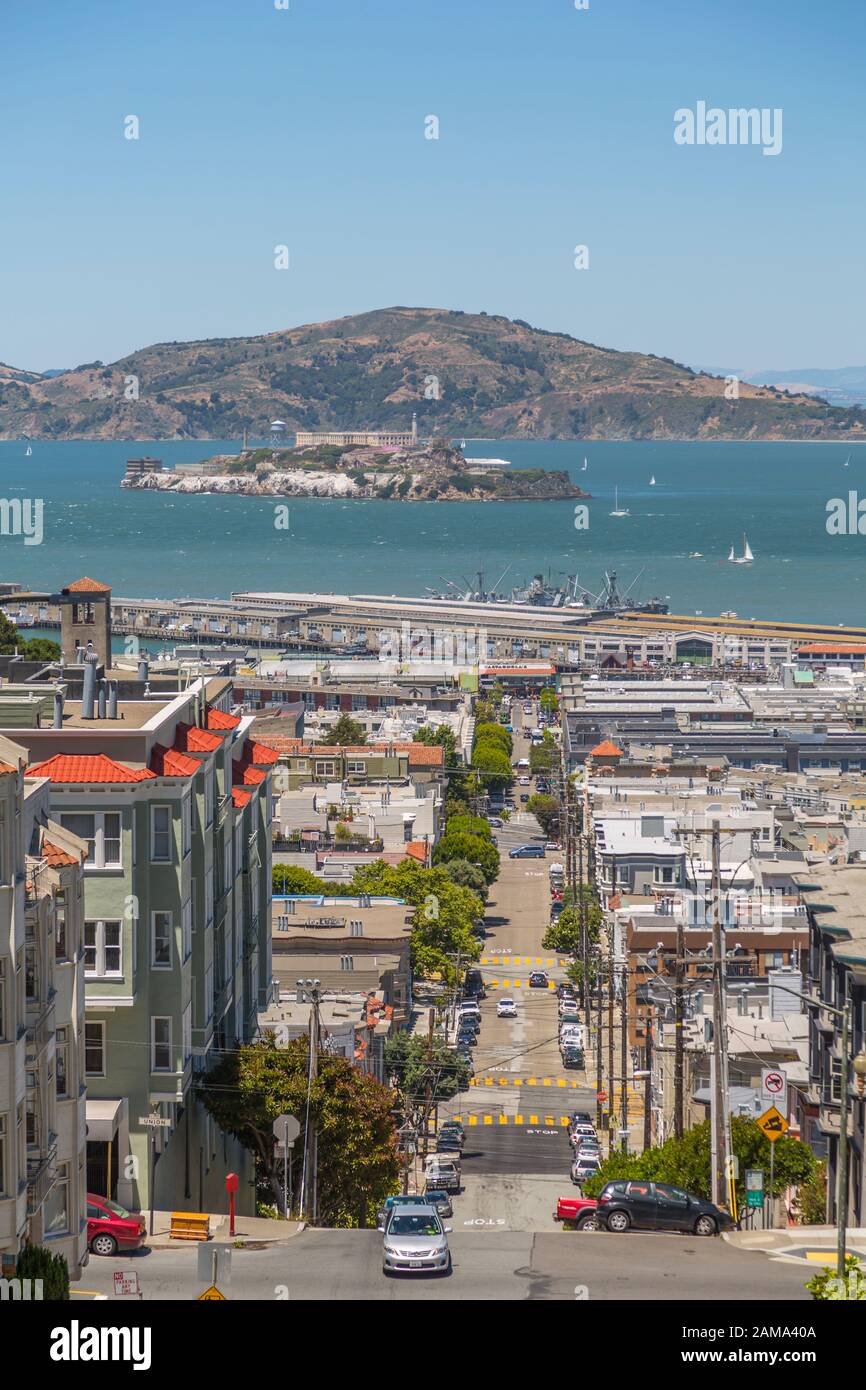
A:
86;1098;124;1143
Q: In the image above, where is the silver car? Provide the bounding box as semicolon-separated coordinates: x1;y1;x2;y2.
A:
380;1205;452;1276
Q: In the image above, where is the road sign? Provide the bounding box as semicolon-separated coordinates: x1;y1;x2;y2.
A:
197;1243;232;1291
757;1105;788;1142
113;1271;141;1297
761;1067;788;1110
198;1285;226;1301
744;1169;764;1209
138;1114;171;1128
273;1114;300;1143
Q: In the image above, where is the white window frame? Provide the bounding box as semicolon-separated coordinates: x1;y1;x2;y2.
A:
315;760;336;777
44;1160;70;1237
151;1016;172;1072
151;911;173;969
85;1021;105;1076
59;810;122;870
182;1002;192;1067
182;793;192;858
83;920;123;978
56;1026;69;1099
150;804;172;863
182;899;192;962
347;760;366;774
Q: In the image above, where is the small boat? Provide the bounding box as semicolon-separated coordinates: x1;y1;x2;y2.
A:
609;486;630;517
649;475;656;485
844;453;851;467
460;438;466;449
728;534;754;565
25;445;32;457
688;551;703;558
581;456;588;471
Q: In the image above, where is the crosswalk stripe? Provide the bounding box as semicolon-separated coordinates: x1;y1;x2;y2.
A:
452;1113;605;1126
480;957;569;967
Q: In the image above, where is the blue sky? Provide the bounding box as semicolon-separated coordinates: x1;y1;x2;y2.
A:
2;0;863;371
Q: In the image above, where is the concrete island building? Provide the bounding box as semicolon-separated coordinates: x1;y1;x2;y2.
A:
293;414;418;450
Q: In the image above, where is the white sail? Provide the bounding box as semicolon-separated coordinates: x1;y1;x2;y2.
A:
742;536;754;561
581;456;588;470
649;475;656;485
728;545;736;562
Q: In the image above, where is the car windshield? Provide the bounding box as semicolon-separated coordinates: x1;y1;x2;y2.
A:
389;1213;443;1236
99;1198;133;1220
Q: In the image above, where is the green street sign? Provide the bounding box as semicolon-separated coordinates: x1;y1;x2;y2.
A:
745;1168;764;1208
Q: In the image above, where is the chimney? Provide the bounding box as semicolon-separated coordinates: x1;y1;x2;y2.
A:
138;657;149;683
97;680;107;719
108;681;118;719
53;691;64;729
81;653;98;720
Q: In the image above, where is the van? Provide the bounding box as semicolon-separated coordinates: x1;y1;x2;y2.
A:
424;1157;461;1193
516;758;530;770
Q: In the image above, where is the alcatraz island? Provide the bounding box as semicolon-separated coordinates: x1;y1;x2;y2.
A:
121;428;589;503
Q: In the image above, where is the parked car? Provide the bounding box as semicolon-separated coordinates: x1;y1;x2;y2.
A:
561;1046;585;1069
520;794;530;804
553;1195;600;1231
568;1111;594;1129
509;844;545;859
487;816;504;828
456;1031;477;1049
380;1206;452;1276
497;997;518;1018
574;1138;601;1158
528;971;549;988
518;775;531;786
425;1190;454;1219
86;1194;147;1256
571;1155;603;1185
556;984;578;1001
550;900;564;919
597;1180;735;1236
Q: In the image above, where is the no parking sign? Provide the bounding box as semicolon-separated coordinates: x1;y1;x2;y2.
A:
760;1067;787;1110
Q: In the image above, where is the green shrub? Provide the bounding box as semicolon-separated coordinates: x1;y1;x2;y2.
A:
807;1255;866;1301
16;1244;70;1300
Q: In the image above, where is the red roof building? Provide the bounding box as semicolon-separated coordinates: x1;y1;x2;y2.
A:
28;752;156;784
207;708;242;731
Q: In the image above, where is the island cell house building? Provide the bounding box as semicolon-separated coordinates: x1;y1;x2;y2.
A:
0;738;89;1278
0;662;276;1218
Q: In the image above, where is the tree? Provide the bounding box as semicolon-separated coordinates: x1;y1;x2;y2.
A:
273;864;329;895
543;898;602;954
526;793;560;837
581;1117;815;1207
540;688;559;715
199;1037;400;1226
0;613;59;662
472;741;513;785
350;859;483;978
385;1032;470;1107
446;814;492;841
474;721;512;756
796;1159;828;1225
320;713;366;745
443;858;488;901
529;730;557;775
413;724;459;768
433;831;500;885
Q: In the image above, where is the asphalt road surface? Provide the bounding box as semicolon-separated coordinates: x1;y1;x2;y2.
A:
75;1229;813;1301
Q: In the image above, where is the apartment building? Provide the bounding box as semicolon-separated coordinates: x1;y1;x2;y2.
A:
0;675;275;1217
0;737;88;1278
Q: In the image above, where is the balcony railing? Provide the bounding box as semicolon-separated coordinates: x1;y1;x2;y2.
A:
26;1134;58;1215
244;912;260;959
216;795;231;828
26;995;56;1054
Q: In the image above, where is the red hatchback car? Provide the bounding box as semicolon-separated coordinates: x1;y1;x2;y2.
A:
86;1194;146;1256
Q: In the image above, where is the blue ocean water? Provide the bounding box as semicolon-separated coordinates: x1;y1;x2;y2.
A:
1;438;865;623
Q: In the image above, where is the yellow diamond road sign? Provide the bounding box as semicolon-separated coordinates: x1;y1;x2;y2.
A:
757;1105;788;1141
198;1284;227;1301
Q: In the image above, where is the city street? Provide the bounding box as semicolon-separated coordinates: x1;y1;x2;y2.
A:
74;1229;814;1301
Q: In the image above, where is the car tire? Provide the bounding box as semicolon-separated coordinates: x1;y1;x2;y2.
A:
694;1214;717;1237
606;1210;631;1233
441;1255;453;1277
382;1265;392;1278
91;1233;118;1256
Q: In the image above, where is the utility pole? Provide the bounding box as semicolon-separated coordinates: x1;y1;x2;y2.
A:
607;933;615;1157
643;1004;653;1151
620;963;629;1152
596;953;604;1133
421;1008;435;1161
710;820;726;1209
674;918;685;1142
837;987;851;1281
299;979;321;1224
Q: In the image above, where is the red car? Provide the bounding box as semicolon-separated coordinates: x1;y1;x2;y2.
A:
86;1193;147;1256
553;1196;599;1231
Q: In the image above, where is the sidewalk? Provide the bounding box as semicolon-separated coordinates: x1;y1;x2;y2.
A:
143;1209;304;1249
724;1225;866;1261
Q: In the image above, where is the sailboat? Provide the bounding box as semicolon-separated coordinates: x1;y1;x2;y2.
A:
649;474;656;486
609;486;630;517
728;534;754;565
844;453;851;468
460;438;466;449
581;456;588;471
25;445;32;457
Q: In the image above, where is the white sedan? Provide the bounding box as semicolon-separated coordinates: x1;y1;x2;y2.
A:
496;998;518;1018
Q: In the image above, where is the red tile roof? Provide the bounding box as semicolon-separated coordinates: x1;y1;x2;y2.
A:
798;643;866;655
232;787;253;808
28;752;156;784
405;840;429;864
257;737;443;766
207;708;242;731
43;839;81;867
589;740;624;758
174;722;223;753
0;761;16;775
248;740;280;767
233;762;267;786
65;577;111;593
150;744;201;778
